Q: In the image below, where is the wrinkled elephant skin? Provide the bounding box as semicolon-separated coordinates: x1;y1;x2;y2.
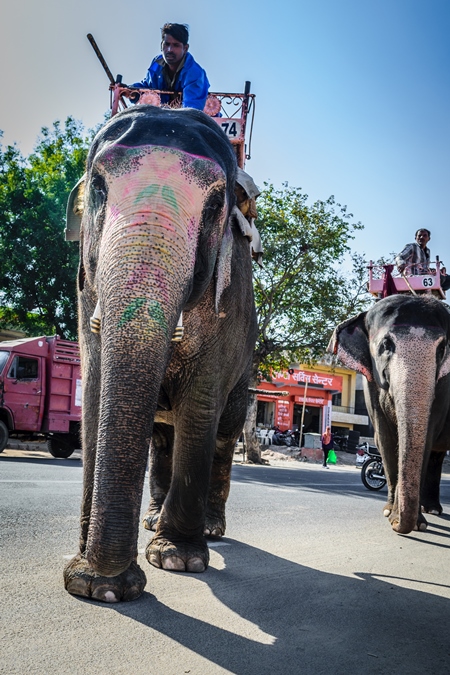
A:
328;295;450;534
63;106;257;602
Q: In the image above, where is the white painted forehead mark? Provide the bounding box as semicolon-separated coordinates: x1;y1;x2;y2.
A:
370;323;443;343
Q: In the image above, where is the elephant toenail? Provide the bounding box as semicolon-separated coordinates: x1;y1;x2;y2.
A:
163;557;185;571
186;557;206;573
92;588;118;602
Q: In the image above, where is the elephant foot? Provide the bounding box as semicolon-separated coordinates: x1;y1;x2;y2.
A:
421;502;443;516
146;536;209;572
64;553;147;603
204;509;226;537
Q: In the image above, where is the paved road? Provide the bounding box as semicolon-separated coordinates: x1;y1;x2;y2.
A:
1;449;450;674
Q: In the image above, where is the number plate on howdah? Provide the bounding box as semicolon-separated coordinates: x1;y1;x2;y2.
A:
220;120;243;140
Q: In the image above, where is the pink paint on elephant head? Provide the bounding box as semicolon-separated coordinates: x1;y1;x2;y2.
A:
92;146;227;296
98;145;226;251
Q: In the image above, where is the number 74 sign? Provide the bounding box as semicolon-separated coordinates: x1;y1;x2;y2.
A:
220;120;243;140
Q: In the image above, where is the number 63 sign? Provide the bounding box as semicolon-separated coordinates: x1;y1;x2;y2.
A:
422;276;435;288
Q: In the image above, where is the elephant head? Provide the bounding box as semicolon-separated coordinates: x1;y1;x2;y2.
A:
329;295;450;534
71;106;242;577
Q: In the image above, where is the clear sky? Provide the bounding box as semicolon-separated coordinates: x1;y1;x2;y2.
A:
1;0;449;266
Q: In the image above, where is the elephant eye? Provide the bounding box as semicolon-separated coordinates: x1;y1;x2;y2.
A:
203;187;226;224
379;337;395;356
91;174;107;204
436;340;446;364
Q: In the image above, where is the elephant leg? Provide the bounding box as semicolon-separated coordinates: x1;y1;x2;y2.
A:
205;378;248;537
421;451;445;515
142;423;174;531
64;291;147;603
146;404;218;573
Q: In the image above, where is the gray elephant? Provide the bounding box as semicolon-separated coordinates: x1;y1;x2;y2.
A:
63;105;258;602
328;294;450;534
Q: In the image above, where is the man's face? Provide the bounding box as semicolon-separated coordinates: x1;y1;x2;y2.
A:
161;33;188;69
415;230;430;249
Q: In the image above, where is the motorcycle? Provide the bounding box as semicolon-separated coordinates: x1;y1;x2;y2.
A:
272;429;298;447
359;442;386;491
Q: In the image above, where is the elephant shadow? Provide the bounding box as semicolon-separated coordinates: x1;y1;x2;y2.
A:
109;538;450;674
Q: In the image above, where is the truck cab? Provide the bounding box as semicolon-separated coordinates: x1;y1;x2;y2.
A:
0;336;81;457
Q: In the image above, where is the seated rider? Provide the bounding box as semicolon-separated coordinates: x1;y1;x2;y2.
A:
395;228;450;291
395;228;431;276
130;23;209;110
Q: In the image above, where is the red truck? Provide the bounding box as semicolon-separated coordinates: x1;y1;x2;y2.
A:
0;335;81;457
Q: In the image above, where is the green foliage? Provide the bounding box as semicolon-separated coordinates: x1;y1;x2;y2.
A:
253;183;370;379
0;118;92;339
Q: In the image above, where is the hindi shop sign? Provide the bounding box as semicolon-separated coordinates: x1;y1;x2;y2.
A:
276;400;291;427
294;396;327;405
272;368;342;391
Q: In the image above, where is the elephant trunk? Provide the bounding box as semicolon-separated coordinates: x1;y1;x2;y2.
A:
85;215;193;576
389;336;436;534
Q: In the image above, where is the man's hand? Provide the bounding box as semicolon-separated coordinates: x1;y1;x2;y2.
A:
128;90;141;103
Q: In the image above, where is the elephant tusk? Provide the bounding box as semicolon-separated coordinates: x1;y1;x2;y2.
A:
91;300;184;341
171;312;184;342
90;301;101;334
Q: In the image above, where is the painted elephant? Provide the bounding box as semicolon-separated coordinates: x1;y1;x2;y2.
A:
328;294;450;534
63;105;258;602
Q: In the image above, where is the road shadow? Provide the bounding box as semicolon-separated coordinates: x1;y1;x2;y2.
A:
102;538;450;674
0;454;81;466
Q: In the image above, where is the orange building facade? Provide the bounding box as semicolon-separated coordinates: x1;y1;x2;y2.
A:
256;364;369;437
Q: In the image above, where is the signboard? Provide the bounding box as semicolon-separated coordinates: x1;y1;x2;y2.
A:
271;368;342;391
294;396;326;405
323;401;332;433
276;400;291;427
219;119;243;141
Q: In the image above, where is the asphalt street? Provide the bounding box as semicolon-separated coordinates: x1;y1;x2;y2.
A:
1;449;450;675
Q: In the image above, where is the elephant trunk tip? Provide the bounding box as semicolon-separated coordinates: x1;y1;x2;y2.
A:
391;517;417;535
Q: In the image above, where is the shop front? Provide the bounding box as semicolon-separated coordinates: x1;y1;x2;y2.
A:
256;368;342;436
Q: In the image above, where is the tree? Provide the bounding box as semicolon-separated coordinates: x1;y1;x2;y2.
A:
244;183;371;462
0;118;91;339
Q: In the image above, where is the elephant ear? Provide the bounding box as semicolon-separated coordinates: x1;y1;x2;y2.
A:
65;174;86;241
214;218;234;313
327;312;374;382
438;343;450;381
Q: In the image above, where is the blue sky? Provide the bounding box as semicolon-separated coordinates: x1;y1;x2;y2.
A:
1;0;449;267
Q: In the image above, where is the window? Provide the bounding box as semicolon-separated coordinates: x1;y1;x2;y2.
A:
8;356;39;380
332;392;342;407
0;351;9;375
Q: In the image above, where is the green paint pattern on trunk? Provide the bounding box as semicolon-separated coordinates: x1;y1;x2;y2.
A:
117;297;168;337
135;184;159;204
148;300;168;337
161;186;179;213
118;298;146;326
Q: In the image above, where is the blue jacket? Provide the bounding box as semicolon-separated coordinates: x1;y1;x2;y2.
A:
131;52;210;110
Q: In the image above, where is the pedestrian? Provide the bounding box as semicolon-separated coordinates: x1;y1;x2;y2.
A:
321;426;334;468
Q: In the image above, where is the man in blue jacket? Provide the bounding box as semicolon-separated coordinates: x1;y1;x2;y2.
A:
131;23;210;110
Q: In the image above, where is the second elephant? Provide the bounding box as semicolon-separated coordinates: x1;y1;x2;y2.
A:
329;294;450;534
